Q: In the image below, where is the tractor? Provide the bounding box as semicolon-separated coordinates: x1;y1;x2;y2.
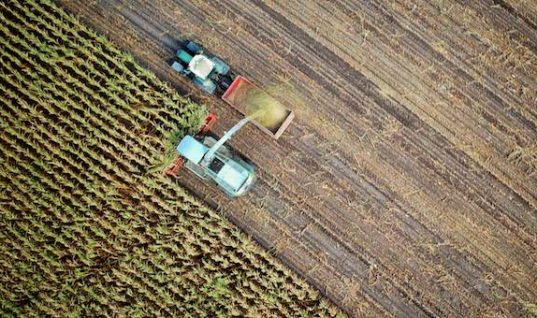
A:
170;40;234;95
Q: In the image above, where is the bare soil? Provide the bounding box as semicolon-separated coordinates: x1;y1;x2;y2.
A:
58;0;537;316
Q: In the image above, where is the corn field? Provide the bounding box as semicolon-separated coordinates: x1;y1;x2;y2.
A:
0;0;343;316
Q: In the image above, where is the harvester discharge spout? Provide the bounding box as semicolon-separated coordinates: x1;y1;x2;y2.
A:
201;116;251;167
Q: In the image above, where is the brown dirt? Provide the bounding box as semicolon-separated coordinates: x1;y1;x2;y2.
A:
58;0;537;317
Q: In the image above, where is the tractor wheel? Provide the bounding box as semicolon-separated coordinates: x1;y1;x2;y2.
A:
193;77;216;94
211;57;230;75
219;75;233;90
186;41;202;54
171;61;185;73
176;49;193;64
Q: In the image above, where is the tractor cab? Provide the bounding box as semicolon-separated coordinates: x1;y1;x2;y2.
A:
188;55;215;79
171;40;233;94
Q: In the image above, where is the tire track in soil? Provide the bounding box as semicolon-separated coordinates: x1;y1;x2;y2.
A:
216;0;536;298
57;0;537;317
245;0;537;272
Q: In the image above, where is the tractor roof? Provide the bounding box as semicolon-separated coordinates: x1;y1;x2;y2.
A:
189;55;214;79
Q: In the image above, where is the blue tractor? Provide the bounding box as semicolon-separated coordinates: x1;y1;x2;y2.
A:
171;40;234;94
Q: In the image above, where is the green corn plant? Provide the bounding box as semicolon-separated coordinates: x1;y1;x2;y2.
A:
2;45;157;148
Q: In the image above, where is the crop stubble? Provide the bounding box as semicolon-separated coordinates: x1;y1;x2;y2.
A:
57;0;537;317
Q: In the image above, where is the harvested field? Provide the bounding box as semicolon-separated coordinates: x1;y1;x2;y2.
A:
56;0;537;317
0;1;343;316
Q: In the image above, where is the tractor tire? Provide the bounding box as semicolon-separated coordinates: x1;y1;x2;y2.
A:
211;57;230;75
186;41;202;54
171;61;185;73
219;75;233;90
193;77;216;94
176;49;193;64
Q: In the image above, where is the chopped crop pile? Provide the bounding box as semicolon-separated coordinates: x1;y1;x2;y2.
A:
241;86;289;131
0;0;343;316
